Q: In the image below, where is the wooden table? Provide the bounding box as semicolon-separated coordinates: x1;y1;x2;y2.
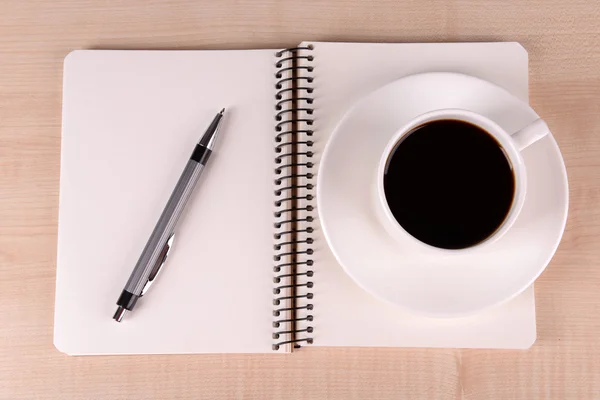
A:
1;0;599;398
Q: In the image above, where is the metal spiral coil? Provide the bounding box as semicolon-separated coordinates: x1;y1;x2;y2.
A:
272;45;315;351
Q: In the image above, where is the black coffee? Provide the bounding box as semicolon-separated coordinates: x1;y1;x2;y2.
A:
383;119;515;249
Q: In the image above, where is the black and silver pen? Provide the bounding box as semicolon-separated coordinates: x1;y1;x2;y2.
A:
113;109;225;322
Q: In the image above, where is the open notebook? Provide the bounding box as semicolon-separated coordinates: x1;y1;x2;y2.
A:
55;42;536;355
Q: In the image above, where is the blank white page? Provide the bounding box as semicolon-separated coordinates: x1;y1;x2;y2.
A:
306;42;536;349
55;50;277;354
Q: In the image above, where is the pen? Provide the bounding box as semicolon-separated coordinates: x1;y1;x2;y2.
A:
113;109;225;322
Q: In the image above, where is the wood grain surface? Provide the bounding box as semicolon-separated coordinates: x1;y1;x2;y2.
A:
1;0;599;398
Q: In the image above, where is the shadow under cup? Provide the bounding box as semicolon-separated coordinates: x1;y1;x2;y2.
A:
382;118;516;250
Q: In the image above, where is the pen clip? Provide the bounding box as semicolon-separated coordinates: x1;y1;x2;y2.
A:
141;233;175;296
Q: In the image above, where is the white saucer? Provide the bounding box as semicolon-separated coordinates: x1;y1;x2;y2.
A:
317;72;568;318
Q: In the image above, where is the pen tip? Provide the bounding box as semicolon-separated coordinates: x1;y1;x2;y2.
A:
219;108;225;115
113;306;127;322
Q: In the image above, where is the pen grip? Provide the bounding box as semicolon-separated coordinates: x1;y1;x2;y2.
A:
124;158;206;295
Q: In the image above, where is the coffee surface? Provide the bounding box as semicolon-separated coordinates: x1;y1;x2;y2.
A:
383;119;515;249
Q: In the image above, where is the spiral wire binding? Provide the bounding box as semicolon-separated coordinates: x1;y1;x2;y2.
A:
272;45;315;351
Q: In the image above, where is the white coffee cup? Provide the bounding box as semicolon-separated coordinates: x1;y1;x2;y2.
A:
376;109;550;253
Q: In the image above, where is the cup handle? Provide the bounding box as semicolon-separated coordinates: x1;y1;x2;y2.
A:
510;119;550;151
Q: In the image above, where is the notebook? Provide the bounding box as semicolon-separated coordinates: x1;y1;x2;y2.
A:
55;42;536;355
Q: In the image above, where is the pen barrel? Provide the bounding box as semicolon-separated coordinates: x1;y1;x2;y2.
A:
124;158;206;295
